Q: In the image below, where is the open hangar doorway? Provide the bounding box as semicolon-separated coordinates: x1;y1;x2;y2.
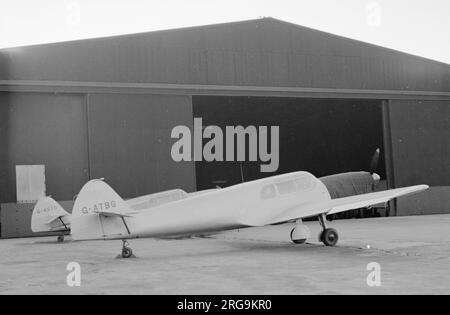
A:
192;96;387;214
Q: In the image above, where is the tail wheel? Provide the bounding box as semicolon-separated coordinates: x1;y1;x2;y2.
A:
290;228;306;244
122;247;133;259
57;235;65;243
320;228;339;247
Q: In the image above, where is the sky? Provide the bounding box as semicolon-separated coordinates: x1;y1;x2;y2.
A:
0;0;449;64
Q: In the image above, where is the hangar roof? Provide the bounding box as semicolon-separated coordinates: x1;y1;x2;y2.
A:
0;18;449;92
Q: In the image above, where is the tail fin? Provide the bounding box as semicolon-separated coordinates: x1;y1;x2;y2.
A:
71;179;133;241
31;197;71;232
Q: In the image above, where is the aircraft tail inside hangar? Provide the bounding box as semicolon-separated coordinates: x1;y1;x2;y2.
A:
0;18;449;238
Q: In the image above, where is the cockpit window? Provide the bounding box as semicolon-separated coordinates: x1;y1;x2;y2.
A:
275;180;296;195
261;176;315;199
295;176;314;190
261;184;277;200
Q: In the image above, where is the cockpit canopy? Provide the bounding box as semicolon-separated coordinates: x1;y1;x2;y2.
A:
261;174;316;200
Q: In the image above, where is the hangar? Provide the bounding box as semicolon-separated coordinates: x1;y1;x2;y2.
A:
0;18;449;238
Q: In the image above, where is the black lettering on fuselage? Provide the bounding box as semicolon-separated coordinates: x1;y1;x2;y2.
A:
80;201;118;215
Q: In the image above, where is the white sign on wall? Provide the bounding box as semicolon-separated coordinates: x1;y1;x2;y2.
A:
16;165;46;204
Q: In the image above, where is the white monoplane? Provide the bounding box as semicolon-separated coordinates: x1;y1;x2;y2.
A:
70;170;428;258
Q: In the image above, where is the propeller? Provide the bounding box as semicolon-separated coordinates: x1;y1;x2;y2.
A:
369;148;381;175
369;148;381;189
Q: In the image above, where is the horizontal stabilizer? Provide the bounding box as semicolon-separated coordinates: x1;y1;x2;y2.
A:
46;215;65;225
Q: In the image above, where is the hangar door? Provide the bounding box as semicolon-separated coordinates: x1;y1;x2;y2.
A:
388;100;450;187
0;92;89;203
193;96;386;190
87;94;196;198
386;100;450;216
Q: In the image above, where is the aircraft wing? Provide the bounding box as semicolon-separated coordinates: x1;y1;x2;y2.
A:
241;184;428;226
44;215;70;231
325;185;429;215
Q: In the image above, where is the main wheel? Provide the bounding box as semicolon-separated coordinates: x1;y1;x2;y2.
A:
320;228;339;247
57;235;65;243
290;228;306;244
122;247;133;258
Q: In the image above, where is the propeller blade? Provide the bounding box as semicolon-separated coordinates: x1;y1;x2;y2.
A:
369;148;381;175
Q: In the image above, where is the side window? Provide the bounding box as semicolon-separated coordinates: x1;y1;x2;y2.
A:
295;176;314;191
261;184;277;200
275;180;296;195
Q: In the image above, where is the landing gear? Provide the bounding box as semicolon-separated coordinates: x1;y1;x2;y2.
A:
290;219;310;244
320;228;339;247
119;240;134;259
57;235;65;243
318;214;339;247
290;229;306;244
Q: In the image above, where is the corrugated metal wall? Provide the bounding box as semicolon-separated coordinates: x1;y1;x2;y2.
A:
1;19;449;92
87;93;196;197
0;92;196;238
395;187;450;216
388;100;450;187
0;93;196;202
0;200;74;238
0;92;89;203
387;100;450;216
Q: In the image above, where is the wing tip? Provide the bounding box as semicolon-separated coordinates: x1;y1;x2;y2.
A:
412;184;430;192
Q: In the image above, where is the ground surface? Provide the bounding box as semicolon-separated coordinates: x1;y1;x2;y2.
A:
0;214;449;294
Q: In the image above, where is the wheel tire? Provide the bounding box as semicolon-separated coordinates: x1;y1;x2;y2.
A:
290;228;306;244
122;247;133;258
321;228;339;247
57;235;65;243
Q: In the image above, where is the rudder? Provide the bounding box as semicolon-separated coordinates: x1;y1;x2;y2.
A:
71;179;133;241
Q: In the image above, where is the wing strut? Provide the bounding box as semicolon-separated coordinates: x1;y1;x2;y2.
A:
96;210;133;235
58;217;68;230
121;216;131;235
